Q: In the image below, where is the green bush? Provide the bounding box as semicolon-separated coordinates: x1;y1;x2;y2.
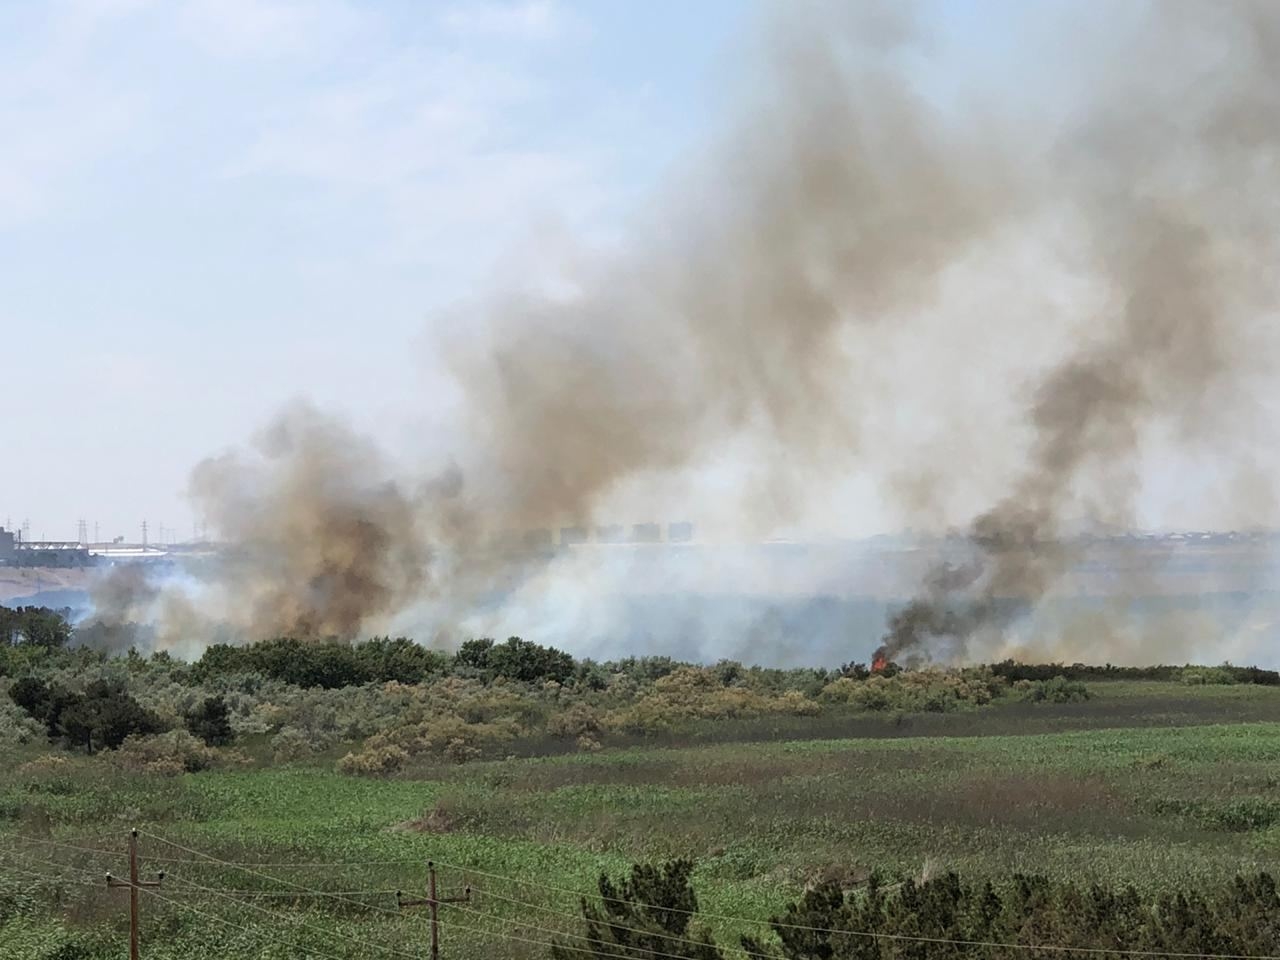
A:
1019;676;1091;703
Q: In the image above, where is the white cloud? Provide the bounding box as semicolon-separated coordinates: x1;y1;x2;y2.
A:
177;0;367;59
0;4;143;225
222;7;612;274
439;0;574;42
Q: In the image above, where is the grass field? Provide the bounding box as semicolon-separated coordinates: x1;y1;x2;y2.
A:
4;680;1280;958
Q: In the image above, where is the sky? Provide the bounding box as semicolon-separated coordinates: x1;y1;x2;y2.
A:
2;0;1089;544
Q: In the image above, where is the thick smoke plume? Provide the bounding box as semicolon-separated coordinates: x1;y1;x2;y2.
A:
878;1;1280;663
92;1;1280;662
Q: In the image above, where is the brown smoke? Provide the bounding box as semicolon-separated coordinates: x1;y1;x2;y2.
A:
450;1;1016;536
187;403;432;639
92;2;1280;657
879;1;1280;662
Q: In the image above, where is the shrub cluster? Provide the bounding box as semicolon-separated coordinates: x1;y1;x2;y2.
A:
8;677;161;754
5;604;1274;776
743;870;1280;959
990;660;1280;685
190;636;450;688
560;860;1280;960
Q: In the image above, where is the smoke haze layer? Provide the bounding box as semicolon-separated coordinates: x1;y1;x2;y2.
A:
89;1;1280;664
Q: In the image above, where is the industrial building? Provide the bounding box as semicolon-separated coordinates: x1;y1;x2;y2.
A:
0;527;92;568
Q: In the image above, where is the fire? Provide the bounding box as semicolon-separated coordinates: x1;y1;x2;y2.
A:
871;651;888;673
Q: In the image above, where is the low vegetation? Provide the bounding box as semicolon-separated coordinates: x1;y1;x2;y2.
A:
3;606;1280;958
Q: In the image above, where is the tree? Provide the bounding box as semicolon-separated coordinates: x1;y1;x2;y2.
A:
9;676;56;723
553;859;724;960
184;695;234;746
8;677;161;753
454;637;495;673
0;606;72;648
486;637;576;684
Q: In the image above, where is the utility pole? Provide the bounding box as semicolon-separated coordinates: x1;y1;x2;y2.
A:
397;861;470;960
105;829;164;960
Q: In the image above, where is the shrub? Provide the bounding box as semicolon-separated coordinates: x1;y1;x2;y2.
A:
1021;676;1091;703
112;730;218;776
16;754;70;776
0;698;45;746
1179;666;1238;685
548;703;603;739
337;743;408;777
553;859;723;960
454;636;576;684
270;726;320;762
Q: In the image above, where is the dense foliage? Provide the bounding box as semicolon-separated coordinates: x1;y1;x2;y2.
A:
554;861;1280;960
742;869;1280;959
8;677;160;753
0;606;72;649
553;859;723;960
989;660;1280;685
5;604;1277;774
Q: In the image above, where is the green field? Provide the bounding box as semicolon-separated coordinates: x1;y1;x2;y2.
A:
4;680;1280;959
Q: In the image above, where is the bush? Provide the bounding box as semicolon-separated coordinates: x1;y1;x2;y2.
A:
547;703;603;739
1179;666;1238;685
112;730;219;775
337;743;408;777
270;726;322;762
1020;676;1091;703
0;695;46;746
553;859;723;960
820;668;1005;713
454;636;576;684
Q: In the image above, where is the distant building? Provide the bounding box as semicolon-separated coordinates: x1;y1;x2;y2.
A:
631;522;662;543
594;524;625;543
559;526;589;546
0;527;14;564
667;521;694;543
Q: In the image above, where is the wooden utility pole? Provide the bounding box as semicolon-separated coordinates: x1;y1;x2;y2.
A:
397;861;470;960
105;829;164;960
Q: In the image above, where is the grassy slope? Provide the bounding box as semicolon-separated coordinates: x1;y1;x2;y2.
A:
3;681;1280;958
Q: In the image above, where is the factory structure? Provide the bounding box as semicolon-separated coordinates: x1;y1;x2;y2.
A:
0;526;177;568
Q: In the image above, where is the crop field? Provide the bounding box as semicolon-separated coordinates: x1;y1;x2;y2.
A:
4;680;1280;959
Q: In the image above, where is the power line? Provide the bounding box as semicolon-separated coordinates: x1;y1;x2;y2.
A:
137;831;407;919
164;874;420;960
136;884;352;960
445;897;729;960
18;835;1280;960
421;855;1280;960
463;880;729;955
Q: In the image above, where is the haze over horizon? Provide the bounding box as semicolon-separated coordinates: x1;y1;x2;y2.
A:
8;0;1276;543
7;0;1280;668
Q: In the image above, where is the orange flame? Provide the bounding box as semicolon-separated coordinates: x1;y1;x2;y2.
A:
871;654;888;673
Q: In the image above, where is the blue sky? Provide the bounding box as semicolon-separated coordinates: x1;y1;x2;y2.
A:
1;0;1067;542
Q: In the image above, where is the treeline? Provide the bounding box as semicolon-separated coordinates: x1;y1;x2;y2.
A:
4;606;1278;688
565;860;1280;959
989;660;1280;685
0;606;72;649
